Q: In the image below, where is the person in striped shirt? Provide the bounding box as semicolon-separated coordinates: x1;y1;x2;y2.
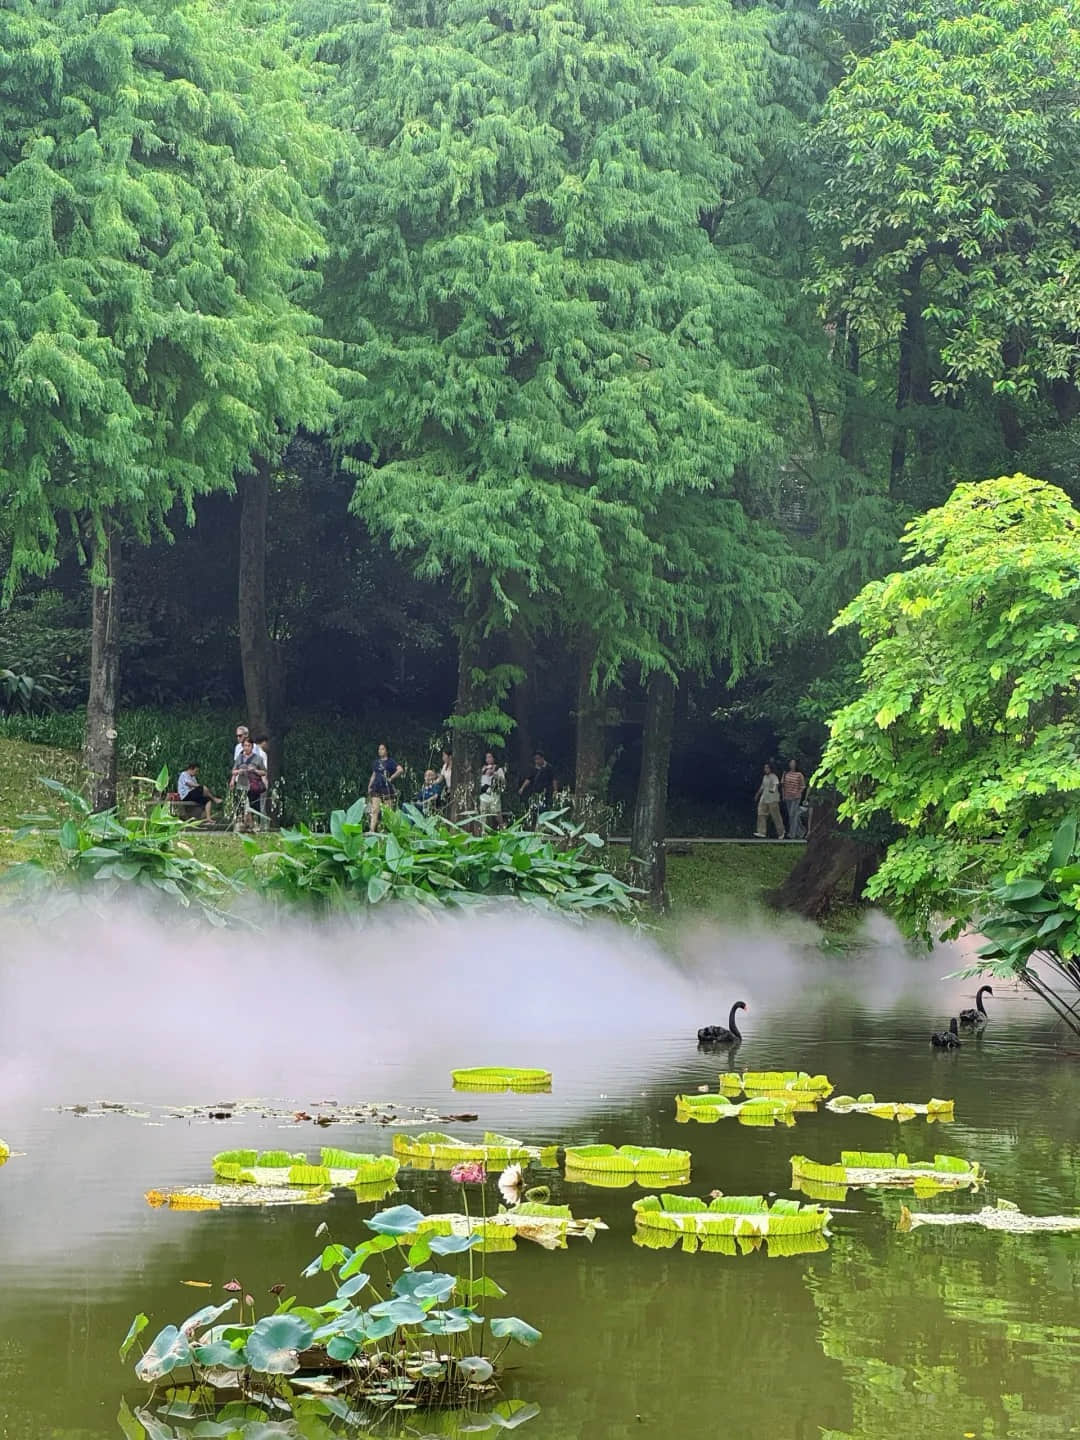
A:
781;759;807;839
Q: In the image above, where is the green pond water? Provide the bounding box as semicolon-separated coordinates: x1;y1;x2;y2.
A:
2;937;1079;1440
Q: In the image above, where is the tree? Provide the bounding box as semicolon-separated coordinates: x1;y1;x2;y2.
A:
819;474;1080;942
0;0;335;805
313;0;814;873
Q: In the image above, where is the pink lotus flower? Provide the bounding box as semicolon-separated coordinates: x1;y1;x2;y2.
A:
450;1162;487;1185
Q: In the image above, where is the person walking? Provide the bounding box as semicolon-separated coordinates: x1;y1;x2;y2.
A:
518;751;557;825
368;742;404;832
754;762;784;839
478;751;506;828
230;738;267;832
782;758;807;839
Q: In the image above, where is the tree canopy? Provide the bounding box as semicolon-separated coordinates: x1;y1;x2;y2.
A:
820;474;1080;939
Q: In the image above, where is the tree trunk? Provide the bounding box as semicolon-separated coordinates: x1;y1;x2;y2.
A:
630;669;675;909
838;324;860;467
574;637;608;805
450;627;481;821
507;624;533;783
85;528;121;811
768;793;882;921
238;459;282;787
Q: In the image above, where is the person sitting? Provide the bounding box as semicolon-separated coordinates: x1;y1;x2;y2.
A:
415;769;445;815
177;763;221;822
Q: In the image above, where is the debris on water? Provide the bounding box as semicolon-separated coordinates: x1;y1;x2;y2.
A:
899;1199;1080;1233
146;1184;334;1209
53;1098;476;1127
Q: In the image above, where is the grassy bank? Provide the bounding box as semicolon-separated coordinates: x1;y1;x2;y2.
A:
0;736;805;916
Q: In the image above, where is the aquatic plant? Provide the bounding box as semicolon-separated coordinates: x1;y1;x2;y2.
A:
212;1148;399;1187
898;1198;1080;1233
562;1144;691;1187
393;1132;558;1168
633;1193;831;1255
451;1067;552;1093
119;1395;542;1438
244;801;636;917
415;1203;607;1252
6;777;237;922
719;1071;833;1098
791;1151;983;1201
123;1202;542;1412
674;1093;798;1127
826;1095;955;1123
0;1138;9;1165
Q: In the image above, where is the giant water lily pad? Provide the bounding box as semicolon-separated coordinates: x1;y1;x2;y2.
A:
675;1093;799;1127
898;1199;1080;1233
791;1150;983;1202
212;1147;399;1187
451;1068;552;1093
0;1139;9;1165
416;1203;607;1253
393;1132;558;1167
633;1192;831;1250
146;1184;334;1209
720;1071;833;1099
633;1226;829;1258
562;1145;690;1187
826;1094;955;1123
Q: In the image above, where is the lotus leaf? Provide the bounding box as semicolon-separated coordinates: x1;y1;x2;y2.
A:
242;1313;314;1374
791;1151;983;1198
898;1199;1080;1233
675;1093;799;1127
178;1300;236;1336
367;1203;428;1235
458;1356;495;1382
826;1095;955;1124
562;1144;691;1177
489;1316;542;1347
393;1132;557;1167
119;1313;149;1360
393;1270;456;1303
451;1068;552;1093
134;1325;193;1382
719;1071;833;1098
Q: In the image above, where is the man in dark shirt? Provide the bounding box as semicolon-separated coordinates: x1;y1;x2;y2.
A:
518;752;557;816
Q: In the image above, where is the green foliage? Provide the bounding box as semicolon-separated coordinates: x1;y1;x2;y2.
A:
125;1200;539;1409
392;1132;558;1167
0;666;57;716
0;0;336;588
6;779;236;921
812;0;1080;401
314;0;811;682
450;1068;552;1093
821;475;1080;940
966;815;1080;1035
245;803;636;917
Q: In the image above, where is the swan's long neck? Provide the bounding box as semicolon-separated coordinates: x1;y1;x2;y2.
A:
977;987;990;1013
727;1005;742;1039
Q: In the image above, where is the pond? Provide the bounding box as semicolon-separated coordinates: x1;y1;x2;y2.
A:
1;907;1079;1439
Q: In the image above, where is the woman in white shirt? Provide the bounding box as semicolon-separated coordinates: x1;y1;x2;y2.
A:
478;752;506;828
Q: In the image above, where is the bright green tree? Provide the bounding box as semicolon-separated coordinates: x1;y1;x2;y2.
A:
820;474;1080;941
0;0;335;804
312;0;813;855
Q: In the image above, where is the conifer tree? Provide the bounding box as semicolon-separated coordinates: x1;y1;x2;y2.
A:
313;0;812;879
0;0;335;804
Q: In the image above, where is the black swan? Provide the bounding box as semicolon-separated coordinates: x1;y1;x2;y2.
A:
930;1017;961;1048
698;1002;747;1045
959;985;993;1025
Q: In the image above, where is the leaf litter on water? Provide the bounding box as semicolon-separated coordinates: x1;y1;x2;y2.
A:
826;1094;955;1123
899;1198;1080;1233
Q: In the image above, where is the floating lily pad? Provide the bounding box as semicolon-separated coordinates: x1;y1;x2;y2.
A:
791;1150;983;1201
451;1068;552;1093
719;1071;833;1099
393;1131;558;1167
675;1093;798;1127
898;1198;1080;1233
632;1226;829;1258
562;1144;691;1183
415;1203;606;1253
826;1095;955;1123
212;1147;399;1187
146;1184;333;1209
634;1191;830;1244
0;1139;9;1165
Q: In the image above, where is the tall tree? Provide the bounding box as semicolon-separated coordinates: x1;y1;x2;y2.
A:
0;0;335;805
313;0;813;859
